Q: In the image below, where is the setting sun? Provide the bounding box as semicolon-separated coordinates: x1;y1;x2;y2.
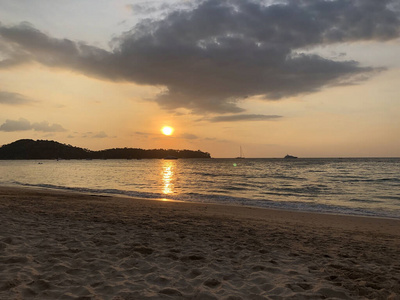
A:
161;126;174;136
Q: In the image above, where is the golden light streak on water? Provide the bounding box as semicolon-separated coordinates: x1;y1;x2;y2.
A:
162;160;176;195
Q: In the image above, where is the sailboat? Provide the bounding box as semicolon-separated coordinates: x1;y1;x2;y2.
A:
236;146;245;159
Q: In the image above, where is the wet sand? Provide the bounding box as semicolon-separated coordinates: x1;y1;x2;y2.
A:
0;186;399;299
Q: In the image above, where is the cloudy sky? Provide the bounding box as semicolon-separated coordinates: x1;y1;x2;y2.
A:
1;0;399;157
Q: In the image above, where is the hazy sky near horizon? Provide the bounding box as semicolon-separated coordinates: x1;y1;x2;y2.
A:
1;0;399;157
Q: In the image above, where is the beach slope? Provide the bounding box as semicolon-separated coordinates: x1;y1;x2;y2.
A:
1;187;399;299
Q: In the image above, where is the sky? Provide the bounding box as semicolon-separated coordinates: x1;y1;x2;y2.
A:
0;0;399;158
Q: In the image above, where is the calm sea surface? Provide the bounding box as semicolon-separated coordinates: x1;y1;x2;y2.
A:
1;158;399;218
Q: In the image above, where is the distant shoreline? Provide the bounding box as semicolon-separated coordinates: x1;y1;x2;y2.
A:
0;139;211;159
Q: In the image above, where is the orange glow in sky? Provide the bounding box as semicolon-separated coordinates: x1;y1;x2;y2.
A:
1;1;400;158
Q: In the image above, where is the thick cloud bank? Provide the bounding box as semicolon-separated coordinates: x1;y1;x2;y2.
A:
0;0;399;113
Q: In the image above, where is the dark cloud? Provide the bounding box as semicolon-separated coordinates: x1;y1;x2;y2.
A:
31;121;66;132
125;1;196;19
181;133;198;139
0;0;399;113
81;131;108;138
0;22;113;77
0;118;67;132
0;118;31;131
209;114;282;122
134;131;149;136
92;131;108;138
126;2;173;15
0;90;34;105
126;3;159;15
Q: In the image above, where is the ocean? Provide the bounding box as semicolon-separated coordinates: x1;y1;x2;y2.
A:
1;158;399;219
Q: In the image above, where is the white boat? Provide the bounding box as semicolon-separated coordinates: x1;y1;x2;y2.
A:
236;146;245;159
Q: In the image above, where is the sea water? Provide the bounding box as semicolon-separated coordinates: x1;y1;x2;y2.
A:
1;158;399;218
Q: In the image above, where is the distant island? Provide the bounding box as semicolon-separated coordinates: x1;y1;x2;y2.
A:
0;139;211;160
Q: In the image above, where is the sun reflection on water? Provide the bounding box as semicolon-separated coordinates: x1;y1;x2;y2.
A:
162;160;176;195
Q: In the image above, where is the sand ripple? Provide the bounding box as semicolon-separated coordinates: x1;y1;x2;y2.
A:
1;187;399;299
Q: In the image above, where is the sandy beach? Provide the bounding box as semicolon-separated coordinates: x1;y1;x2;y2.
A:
0;186;399;299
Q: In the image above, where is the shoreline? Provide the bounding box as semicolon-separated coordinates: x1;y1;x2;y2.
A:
5;182;400;221
1;186;399;299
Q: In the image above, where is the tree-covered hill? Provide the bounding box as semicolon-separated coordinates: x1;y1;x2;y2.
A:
0;139;211;159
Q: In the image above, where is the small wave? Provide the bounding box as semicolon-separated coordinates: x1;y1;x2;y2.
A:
220;186;248;191
349;198;382;204
271;175;307;181
377;178;400;182
260;191;307;198
194;172;240;178
13;182;166;201
270;185;330;195
347;178;400;183
193;172;219;177
376;195;400;201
